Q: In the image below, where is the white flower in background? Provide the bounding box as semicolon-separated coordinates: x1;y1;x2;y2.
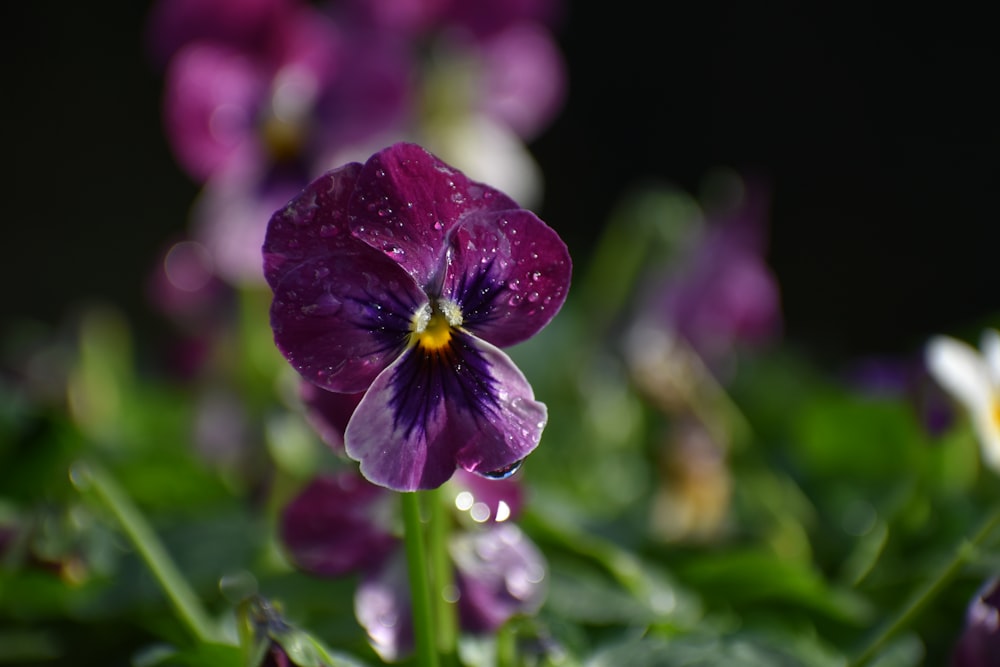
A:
926;329;1000;474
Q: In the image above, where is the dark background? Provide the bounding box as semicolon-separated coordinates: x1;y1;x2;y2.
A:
7;2;999;365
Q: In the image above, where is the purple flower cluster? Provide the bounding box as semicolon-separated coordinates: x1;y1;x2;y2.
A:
264;143;570;490
147;0;566;284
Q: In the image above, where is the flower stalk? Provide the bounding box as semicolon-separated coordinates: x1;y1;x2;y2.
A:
401;491;440;667
70;460;221;644
427;488;459;664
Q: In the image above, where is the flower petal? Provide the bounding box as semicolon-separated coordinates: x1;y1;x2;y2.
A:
982;329;1000;385
348;143;519;290
452;523;547;632
269;244;425;393
280;473;398;577
951;577;1000;666
442;209;570;348
298;382;364;454
345;331;547;491
263;163;363;289
926;335;993;414
355;552;413;662
163;43;266;182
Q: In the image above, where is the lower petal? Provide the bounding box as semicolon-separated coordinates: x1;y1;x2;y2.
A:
344;332;547;491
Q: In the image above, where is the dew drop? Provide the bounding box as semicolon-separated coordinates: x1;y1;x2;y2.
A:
450;192;466;204
377;207;392;217
480;459;524;480
507;293;523;306
375;168;385;178
530;271;541;282
433;220;444;231
382;243;404;256
527;291;540;303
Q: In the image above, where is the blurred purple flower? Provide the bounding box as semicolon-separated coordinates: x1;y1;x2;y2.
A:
846;356;955;437
639;181;781;367
475;23;566;140
281;471;398;576
149;0;413;283
264;143;570;491
951;577;1000;667
281;471;545;661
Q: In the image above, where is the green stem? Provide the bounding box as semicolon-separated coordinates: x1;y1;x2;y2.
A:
401;491;440;667
426;488;458;664
70;461;220;644
850;506;1000;666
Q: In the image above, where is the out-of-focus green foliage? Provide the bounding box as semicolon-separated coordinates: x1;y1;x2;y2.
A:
1;181;998;667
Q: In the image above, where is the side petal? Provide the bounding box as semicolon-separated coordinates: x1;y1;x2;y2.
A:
442;209;571;348
262;162;363;289
269;248;425;393
345;332;547;491
348;143;519;289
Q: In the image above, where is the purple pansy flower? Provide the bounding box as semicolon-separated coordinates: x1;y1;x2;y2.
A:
281;471;546;661
951;577;1000;666
264;143;570;491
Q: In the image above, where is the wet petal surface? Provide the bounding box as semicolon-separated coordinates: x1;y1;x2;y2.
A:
348;143;519;290
443;208;571;348
263;163;363;289
269;249;425;393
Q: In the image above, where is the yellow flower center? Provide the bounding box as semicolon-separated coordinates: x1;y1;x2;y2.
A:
412;299;463;351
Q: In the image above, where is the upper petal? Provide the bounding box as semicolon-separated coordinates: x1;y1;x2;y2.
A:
344;331;547;491
262;162;363;289
442;209;571;348
269;246;425;393
348;143;519;290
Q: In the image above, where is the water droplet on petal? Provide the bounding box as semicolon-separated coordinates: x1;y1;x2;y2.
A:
433;220;444;231
507;293;523;306
480;459;524;480
527;291;540;303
